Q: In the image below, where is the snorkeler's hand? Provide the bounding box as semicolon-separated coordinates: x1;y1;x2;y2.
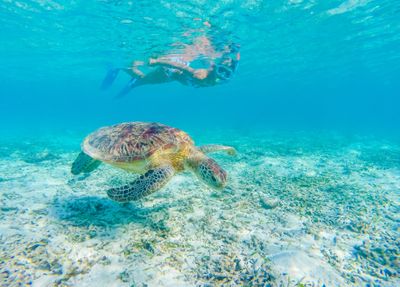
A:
193;69;208;80
149;58;158;65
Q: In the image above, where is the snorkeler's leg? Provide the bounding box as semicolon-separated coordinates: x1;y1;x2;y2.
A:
114;68;146;98
115;68;172;99
103;60;146;91
115;77;139;99
101;67;120;90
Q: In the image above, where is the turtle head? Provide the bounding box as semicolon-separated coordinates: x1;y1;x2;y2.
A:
187;152;227;189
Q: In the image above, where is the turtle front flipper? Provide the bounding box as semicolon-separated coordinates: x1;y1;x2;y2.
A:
107;165;175;202
198;145;237;156
186;152;228;189
71;152;101;175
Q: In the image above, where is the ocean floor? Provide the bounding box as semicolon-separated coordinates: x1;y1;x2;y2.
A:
0;130;399;287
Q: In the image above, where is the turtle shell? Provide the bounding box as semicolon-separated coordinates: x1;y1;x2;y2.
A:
82;122;194;163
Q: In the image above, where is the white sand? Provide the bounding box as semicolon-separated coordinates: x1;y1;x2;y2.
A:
0;132;399;286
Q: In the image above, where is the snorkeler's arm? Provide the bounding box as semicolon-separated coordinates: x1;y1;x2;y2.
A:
131;67;145;78
122;61;146;78
149;58;195;73
149;58;210;80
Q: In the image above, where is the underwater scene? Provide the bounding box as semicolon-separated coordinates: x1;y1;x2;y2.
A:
0;0;399;286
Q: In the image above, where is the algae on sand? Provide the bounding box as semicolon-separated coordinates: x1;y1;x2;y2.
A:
0;132;399;286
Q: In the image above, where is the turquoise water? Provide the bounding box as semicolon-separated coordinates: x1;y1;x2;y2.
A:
1;1;400;286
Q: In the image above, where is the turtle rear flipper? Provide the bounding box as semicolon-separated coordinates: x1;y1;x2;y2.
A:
71;152;101;175
107;165;175;202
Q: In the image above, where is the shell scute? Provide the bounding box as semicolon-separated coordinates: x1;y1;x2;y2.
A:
82;122;193;163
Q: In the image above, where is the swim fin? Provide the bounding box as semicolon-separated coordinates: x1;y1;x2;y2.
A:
101;68;120;90
115;77;138;99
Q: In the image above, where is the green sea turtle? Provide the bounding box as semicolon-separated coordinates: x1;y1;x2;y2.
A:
71;122;236;202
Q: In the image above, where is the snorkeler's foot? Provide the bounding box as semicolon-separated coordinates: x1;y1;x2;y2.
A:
115;77;138;99
101;68;120;90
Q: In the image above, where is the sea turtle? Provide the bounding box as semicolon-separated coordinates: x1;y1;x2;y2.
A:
71;122;236;202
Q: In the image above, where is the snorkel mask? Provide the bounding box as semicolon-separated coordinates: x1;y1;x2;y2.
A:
216;62;237;81
215;43;240;83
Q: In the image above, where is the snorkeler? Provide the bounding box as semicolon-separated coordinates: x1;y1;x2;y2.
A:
101;36;240;98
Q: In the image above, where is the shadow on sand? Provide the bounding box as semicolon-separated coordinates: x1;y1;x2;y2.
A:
50;195;176;235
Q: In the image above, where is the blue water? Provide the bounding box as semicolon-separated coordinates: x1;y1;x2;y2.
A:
1;1;400;286
1;0;400;134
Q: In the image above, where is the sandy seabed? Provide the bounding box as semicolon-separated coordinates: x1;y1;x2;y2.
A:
0;131;399;287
